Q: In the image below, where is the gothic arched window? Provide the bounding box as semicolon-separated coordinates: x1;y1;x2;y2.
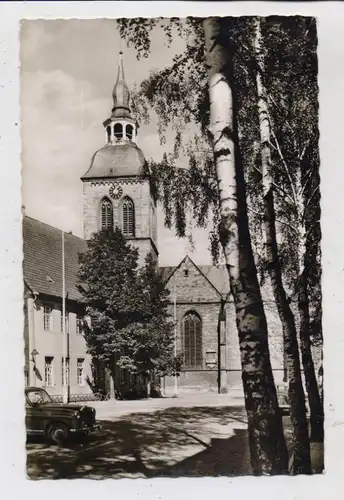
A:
114;123;123;140
126;124;134;140
183;312;202;368
100;198;113;229
122;197;135;237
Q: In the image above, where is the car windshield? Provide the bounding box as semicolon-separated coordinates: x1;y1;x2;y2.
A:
26;389;53;405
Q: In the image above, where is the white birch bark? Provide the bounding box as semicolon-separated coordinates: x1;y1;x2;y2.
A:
295;170;324;442
255;17;311;474
203;17;288;475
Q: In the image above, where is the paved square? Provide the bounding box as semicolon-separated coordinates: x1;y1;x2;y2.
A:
27;394;250;479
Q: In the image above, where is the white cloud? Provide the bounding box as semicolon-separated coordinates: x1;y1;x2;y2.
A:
21;39;213;265
21;69;108;235
20;20;55;61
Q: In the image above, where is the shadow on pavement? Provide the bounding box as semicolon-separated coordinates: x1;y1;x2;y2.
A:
27;405;250;479
26;405;323;479
159;429;251;477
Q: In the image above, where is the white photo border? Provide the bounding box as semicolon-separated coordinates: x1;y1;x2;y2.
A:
0;1;343;499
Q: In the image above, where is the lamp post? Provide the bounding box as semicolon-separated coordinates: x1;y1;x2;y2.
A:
31;348;39;363
62;230;69;404
173;281;178;397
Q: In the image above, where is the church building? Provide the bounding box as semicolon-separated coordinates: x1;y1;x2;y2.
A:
23;53;287;399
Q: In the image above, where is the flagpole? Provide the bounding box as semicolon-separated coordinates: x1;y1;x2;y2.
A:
62;230;68;404
173;281;178;397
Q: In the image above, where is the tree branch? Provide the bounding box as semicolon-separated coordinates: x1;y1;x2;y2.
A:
265;105;298;207
275;218;299;234
299;166;314;198
252;165;295;206
302;185;320;223
247;205;298;233
247;205;264;218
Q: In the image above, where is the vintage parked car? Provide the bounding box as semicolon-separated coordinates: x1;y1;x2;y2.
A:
25;386;100;445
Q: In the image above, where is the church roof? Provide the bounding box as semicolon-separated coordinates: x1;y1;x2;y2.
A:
82;143;146;180
23;216;87;302
160;258;279;303
198;265;230;296
160;262;230;296
23;215;275;308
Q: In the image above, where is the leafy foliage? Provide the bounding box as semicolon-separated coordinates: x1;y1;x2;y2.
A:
118;16;321;341
78;227;181;379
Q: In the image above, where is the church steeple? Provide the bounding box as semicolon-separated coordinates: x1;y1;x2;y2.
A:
112;51;131;117
103;51;138;145
82;48;158;265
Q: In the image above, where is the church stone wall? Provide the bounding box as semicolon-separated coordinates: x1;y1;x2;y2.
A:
126;238;158;268
82;178;157;265
164;265;286;394
83;179;153;239
167;258;222;304
164;258;244;393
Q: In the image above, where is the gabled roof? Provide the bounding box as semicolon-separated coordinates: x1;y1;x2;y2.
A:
23;216;87;302
160;258;279;304
197;264;230;296
159;256;230;297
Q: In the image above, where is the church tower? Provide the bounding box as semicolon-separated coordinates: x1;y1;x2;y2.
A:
81;52;158;266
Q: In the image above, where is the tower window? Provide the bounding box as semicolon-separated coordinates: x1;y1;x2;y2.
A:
106;125;111;143
183;312;202;368
101;198;113;229
122;197;135;237
114;123;123;140
126;124;134;140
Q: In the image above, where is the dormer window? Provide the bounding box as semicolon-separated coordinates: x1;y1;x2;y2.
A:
114;123;123;140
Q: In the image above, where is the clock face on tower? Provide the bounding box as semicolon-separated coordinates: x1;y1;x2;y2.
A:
109;184;123;199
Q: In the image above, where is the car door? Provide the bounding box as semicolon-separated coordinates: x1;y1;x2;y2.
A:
25;398;35;436
25;395;45;437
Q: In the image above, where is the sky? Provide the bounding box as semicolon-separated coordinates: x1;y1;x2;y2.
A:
20;19;212;267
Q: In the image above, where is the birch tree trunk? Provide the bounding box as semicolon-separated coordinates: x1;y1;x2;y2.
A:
297;225;324;442
203;17;288;475
255;18;311;474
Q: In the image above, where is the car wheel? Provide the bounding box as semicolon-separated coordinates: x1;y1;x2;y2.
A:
47;423;69;446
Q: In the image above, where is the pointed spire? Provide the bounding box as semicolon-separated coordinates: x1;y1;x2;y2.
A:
112;51;131;116
116;51;125;83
